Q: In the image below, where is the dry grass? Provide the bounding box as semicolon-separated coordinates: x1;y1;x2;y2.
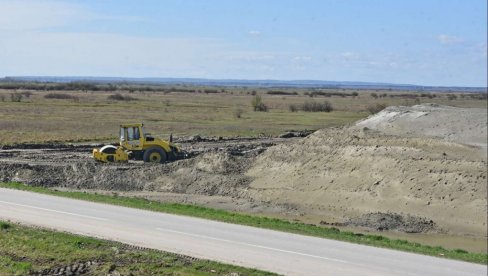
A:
0;88;485;145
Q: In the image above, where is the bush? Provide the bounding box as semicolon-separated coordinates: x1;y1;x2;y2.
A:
447;94;457;100
371;93;378;98
288;104;298;112
251;95;268;112
107;93;137;101
234;108;244;119
308;91;354;97
10;93;22;102
302;101;333;112
203;89;219;94
0;95;5;102
255;103;268;112
351;91;358;97
267;90;298;95
0;221;11;230
366;103;387;114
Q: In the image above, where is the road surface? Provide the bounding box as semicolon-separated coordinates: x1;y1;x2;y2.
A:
0;188;486;276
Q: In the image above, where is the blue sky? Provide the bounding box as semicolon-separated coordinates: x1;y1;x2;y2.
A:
0;0;486;86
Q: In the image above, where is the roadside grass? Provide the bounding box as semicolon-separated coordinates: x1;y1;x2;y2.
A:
1;182;486;265
0;220;274;276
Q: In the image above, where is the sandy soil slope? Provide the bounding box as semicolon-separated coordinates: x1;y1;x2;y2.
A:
246;104;486;237
355;103;487;150
246;127;486;236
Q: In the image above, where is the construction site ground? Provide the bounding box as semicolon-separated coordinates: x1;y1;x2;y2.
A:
1;104;486;253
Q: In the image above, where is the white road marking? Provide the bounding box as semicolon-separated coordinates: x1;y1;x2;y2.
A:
0;200;109;221
156;227;348;264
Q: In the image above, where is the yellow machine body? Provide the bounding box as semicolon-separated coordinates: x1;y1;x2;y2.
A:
93;123;182;163
92;145;129;163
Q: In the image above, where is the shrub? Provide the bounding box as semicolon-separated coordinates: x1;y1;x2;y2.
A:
255;103;268;112
0;95;5;102
302;101;333;112
204;89;219;94
107;93;137;101
351;91;358;97
366;103;387;114
371;93;378;98
308;91;354;98
267;90;298;95
251;95;268;112
288;104;298;112
0;221;11;230
447;94;457;100
234;108;244;119
10;93;22;102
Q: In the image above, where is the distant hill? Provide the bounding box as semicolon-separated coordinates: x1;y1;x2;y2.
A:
2;76;486;92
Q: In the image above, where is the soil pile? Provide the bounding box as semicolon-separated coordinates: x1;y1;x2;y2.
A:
246;105;487;236
355;104;487;150
0;151;254;196
344;212;437;233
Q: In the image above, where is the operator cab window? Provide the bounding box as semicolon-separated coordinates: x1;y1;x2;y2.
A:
120;127;126;141
134;127;140;140
126;127;140;141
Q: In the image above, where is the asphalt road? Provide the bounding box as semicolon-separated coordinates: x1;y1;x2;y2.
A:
0;188;486;276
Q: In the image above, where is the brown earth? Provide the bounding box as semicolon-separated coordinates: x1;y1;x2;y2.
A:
0;104;486;249
245;126;486;237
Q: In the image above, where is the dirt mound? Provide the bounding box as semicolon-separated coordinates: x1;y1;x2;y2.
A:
246;125;487;237
0;151;254;196
345;212;437;233
355;104;487;150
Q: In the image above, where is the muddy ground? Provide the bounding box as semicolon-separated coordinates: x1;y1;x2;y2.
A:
0;136;308;217
0;104;486;252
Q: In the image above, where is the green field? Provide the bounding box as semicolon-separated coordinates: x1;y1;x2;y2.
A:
0;86;485;145
2;182;486;265
0;220;274;276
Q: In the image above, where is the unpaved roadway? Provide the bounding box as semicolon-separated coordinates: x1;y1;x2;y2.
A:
0;188;486;276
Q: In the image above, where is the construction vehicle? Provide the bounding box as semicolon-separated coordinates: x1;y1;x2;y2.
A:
93;123;184;163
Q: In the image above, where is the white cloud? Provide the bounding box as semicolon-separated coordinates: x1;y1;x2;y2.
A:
437;34;464;45
340;52;360;61
248;30;262;37
293;56;312;61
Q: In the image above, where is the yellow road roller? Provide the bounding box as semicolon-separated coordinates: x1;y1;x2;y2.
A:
93;123;183;163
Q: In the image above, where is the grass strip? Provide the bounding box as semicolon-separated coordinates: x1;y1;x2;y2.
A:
0;220;274;275
1;182;486;264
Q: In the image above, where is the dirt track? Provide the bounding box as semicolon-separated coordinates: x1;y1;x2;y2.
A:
0;104;486;250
